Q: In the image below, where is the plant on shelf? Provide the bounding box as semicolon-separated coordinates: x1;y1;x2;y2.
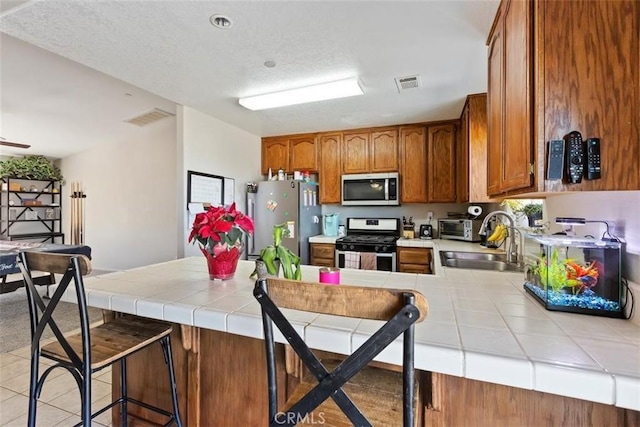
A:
519;203;543;227
0;155;64;183
251;223;301;280
520;203;543;217
501;199;543;227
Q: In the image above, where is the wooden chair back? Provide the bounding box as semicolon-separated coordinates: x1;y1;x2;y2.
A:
21;251;91;276
263;278;428;322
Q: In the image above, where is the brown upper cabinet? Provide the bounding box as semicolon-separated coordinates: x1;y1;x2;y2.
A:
261;134;318;175
399;125;427;203
341;128;398;174
487;0;533;197
318;133;342;204
487;0;640;196
267;121;457;205
457;103;470;203
427;123;457;202
370;128;399;172
460;93;498;203
341;131;369;174
261;137;289;176
289;134;318;172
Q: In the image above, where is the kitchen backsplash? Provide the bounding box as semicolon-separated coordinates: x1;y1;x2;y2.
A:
320;203;500;233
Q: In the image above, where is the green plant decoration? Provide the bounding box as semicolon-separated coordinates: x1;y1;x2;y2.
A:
0;155;64;183
251;223;301;280
520;203;543;217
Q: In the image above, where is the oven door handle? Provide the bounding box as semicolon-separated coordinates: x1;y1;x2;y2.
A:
375;252;394;258
336;250;395;258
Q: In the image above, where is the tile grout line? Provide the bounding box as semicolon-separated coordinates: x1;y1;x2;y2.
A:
1;342;113;427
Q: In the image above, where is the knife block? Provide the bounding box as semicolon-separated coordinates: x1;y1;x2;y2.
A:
402;225;415;239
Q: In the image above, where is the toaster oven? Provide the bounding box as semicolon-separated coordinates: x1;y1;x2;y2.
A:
438;219;483;242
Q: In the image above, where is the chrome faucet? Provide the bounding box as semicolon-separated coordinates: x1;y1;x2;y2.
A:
479;211;519;264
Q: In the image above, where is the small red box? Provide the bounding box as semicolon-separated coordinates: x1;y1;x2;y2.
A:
23;199;42;206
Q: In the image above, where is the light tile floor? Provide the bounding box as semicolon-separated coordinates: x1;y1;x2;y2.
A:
0;339;113;426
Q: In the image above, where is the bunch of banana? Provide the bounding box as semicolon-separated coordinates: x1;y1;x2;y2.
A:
487;223;508;242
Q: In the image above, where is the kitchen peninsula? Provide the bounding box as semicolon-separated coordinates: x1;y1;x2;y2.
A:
56;253;640;426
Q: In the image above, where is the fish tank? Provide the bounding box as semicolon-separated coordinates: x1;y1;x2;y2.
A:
522;234;623;318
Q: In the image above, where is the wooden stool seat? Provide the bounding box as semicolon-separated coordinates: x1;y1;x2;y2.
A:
287;359;420;426
41;316;172;370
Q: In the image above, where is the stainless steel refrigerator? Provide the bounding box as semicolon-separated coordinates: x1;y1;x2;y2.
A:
246;181;321;265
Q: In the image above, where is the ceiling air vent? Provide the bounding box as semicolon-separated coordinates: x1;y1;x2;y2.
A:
394;75;421;93
124;108;175;127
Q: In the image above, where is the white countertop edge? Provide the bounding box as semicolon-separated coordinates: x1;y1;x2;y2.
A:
615;374;640;411
309;235;339;244
533;361;615;405
464;352;533;389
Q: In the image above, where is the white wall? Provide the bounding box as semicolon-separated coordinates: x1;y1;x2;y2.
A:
545;191;640;283
178;106;262;258
58;118;178;271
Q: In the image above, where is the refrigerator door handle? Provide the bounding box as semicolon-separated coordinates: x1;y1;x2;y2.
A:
248;198;255;254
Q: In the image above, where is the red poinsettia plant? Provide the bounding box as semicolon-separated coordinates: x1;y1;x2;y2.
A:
188;203;255;280
188;202;254;251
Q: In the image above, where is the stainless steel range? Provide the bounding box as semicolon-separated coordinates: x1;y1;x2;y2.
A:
335;218;401;271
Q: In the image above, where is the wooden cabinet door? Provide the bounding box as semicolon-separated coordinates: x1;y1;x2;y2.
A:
457;106;469;203
370;128;399;172
466;94;497;203
487;16;503;197
262;137;289;175
310;243;336;267
501;0;533;192
342;132;369;174
318;133;342;204
399;126;427;203
540;0;639;192
289;134;318;172
397;247;432;274
427;124;457;202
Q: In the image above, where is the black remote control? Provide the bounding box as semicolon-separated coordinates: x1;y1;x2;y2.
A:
585;138;601;179
564;131;585;184
547;140;565;180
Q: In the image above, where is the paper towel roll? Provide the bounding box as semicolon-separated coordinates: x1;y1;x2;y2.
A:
467;205;482;217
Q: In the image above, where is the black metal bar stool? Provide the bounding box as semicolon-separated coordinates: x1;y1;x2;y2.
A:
254;277;428;427
18;250;183;427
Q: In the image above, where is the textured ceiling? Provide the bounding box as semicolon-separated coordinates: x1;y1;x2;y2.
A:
0;0;499;159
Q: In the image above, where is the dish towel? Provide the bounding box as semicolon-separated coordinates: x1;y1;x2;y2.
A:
344;251;360;269
360;253;377;271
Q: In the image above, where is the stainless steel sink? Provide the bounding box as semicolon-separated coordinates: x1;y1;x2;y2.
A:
439;251;523;272
439;251;508;262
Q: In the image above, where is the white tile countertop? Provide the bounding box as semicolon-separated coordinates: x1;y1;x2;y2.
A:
56;258;640;411
309;235;339;244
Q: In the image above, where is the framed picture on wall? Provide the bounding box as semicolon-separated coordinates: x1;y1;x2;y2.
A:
187;170;224;208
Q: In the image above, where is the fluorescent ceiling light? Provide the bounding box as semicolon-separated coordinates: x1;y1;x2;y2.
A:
239;78;363;110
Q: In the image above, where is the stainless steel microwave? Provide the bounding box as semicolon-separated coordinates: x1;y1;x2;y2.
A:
341;172;399;206
438;218;483;242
